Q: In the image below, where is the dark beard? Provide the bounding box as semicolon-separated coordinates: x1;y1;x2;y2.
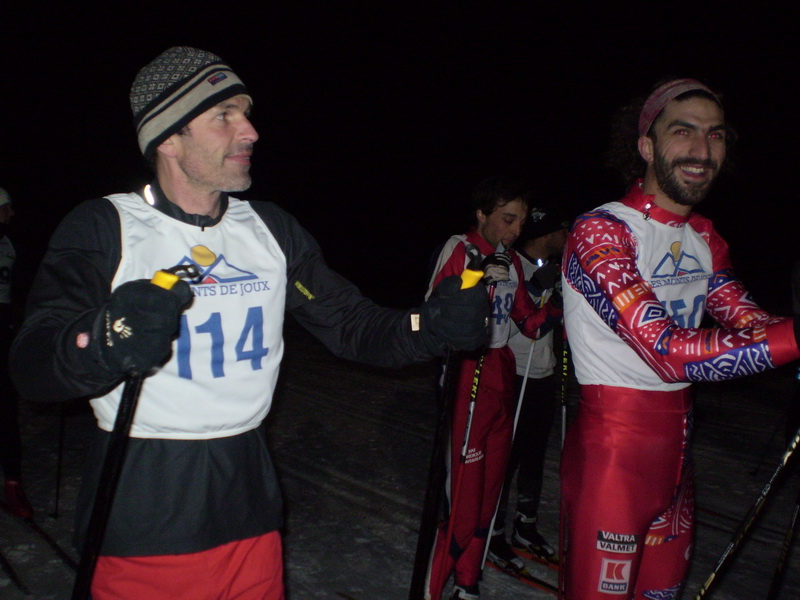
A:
653;152;718;206
0;223;8;238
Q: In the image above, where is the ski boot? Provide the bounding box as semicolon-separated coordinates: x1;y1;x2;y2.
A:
512;514;556;563
4;480;33;519
450;583;480;600
486;533;525;573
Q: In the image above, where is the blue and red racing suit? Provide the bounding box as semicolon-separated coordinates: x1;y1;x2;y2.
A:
561;182;800;600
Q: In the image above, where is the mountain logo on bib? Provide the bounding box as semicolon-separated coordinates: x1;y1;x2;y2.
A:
179;245;259;284
651;242;708;288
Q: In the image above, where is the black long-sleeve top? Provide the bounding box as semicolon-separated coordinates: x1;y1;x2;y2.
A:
9;182;435;556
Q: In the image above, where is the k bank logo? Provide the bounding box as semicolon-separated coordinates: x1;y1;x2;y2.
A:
598;558;631;594
180;245;258;284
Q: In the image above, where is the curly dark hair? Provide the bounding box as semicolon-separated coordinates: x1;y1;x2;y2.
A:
470;176;532;221
605;83;736;188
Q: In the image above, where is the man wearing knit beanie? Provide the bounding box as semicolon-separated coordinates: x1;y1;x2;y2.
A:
130;46;251;159
10;47;490;599
130;46;256;205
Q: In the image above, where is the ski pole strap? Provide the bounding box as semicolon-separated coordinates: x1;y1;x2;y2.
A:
151;264;200;290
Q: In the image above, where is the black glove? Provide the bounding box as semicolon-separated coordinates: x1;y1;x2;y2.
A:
419;275;489;354
529;260;560;291
480;252;513;285
547;287;563;310
94;279;193;375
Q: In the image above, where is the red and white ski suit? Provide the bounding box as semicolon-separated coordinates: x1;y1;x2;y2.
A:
561;182;800;599
425;230;559;598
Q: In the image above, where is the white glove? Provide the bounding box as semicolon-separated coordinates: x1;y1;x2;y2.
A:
480;252;512;285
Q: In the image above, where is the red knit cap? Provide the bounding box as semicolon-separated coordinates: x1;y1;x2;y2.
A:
638;79;719;137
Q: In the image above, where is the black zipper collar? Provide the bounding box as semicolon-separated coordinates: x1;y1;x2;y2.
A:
143;180;229;229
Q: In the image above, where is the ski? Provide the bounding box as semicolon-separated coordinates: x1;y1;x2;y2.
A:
513;545;560;572
0;500;78;571
485;559;559;595
0;545;32;595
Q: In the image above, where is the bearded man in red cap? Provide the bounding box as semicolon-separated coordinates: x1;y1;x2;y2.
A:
560;79;800;599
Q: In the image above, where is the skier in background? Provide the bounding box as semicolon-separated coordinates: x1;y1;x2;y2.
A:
561;78;800;599
487;204;570;571
425;176;561;600
0;186;32;520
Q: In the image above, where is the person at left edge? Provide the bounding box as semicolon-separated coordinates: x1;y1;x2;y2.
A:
9;46;489;600
0;186;33;520
787;259;800;445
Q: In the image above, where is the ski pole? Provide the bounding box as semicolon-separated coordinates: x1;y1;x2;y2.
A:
764;473;800;600
433;347;486;600
558;328;569;599
427;281;495;600
693;423;800;600
50;402;66;519
480;270;549;571
559;329;569;450
408;263;484;600
71;265;198;600
750;412;785;477
480;336;536;569
0;547;30;596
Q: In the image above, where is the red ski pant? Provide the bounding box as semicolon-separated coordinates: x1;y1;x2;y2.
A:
427;347;515;597
561;385;694;600
92;531;284;600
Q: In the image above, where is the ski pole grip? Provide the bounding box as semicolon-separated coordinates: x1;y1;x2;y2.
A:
460;269;483;290
150;270;181;290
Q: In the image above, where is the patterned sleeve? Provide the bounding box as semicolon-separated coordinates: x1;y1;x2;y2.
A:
564;210;799;383
694;216;782;330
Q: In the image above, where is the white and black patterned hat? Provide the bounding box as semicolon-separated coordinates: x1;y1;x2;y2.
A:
130;46;251;157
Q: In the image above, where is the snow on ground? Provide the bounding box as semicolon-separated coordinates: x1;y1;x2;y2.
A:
2;316;799;599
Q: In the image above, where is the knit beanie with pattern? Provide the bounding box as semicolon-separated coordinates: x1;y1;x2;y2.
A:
130;46;251;157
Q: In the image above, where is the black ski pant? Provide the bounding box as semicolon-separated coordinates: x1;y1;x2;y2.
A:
494;373;557;530
0;320;22;480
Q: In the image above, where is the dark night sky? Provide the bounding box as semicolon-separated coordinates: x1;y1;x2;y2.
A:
2;4;798;309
